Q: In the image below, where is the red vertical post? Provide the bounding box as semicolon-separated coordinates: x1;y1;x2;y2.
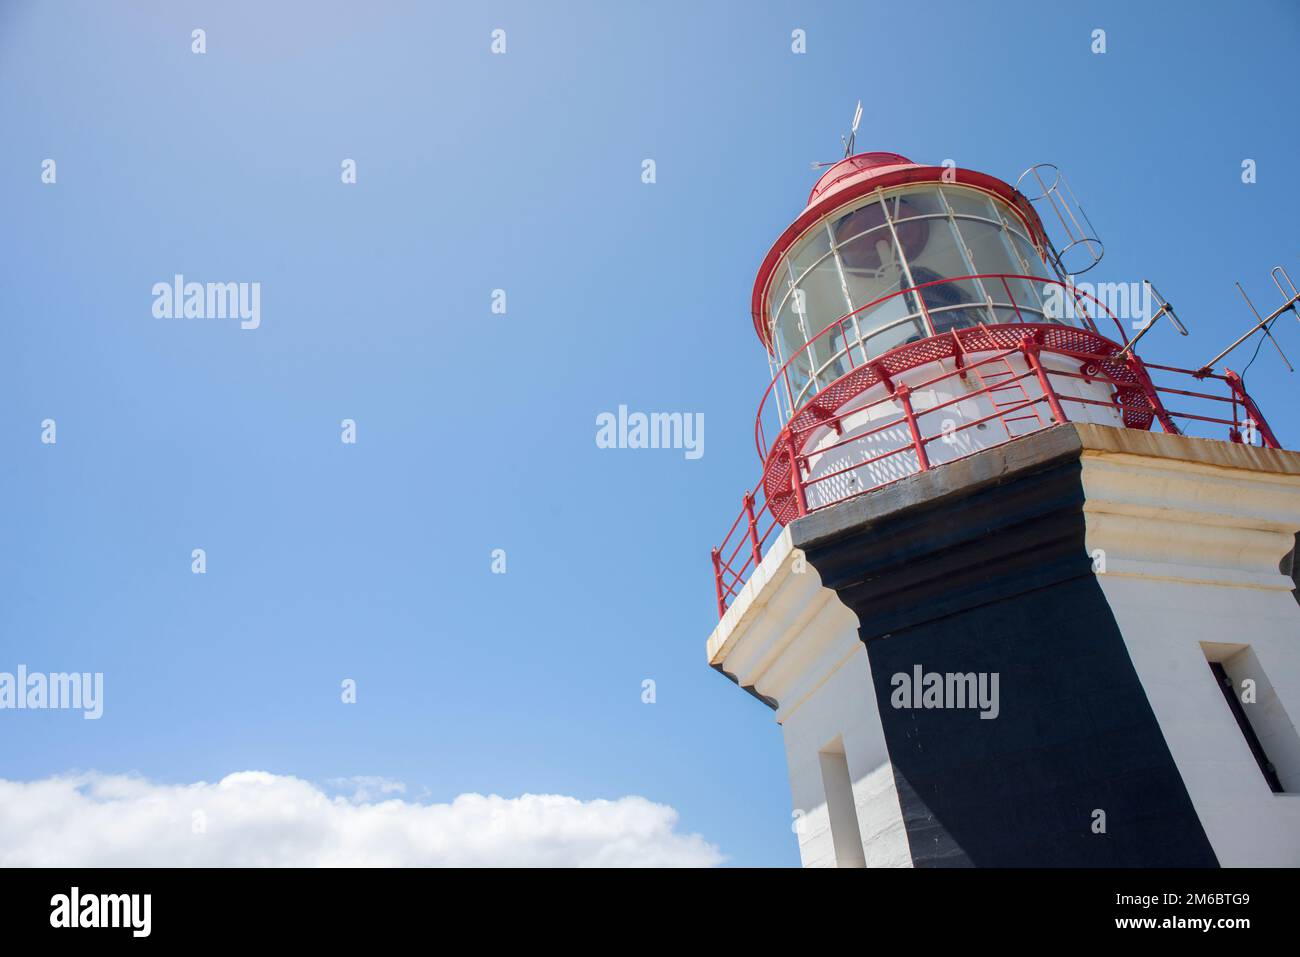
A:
786;435;808;517
711;547;726;620
1225;370;1281;449
896;384;930;471
743;492;762;567
909;277;937;338
1000;276;1024;324
1022;339;1067;425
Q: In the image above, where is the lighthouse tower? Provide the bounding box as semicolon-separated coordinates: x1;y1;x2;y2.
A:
707;150;1300;867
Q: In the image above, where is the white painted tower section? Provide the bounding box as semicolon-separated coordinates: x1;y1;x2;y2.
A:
707;528;911;867
1080;431;1300;865
709;424;1300;867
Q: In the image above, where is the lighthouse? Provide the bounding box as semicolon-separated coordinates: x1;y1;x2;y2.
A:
707;149;1300;867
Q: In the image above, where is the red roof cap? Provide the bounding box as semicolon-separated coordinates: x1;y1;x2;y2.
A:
807;152;917;206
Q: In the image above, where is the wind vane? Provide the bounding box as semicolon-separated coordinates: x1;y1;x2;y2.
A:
842;100;863;158
810;100;863;171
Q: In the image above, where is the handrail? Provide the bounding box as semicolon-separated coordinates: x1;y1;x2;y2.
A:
754;274;1131;461
711;319;1282;619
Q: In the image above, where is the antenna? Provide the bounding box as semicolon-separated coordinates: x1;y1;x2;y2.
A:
1114;280;1187;360
841;100;862;158
1196;265;1300;375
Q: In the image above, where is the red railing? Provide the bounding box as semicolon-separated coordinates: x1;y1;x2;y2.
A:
710;275;1282;619
711;485;781;620
754;273;1128;461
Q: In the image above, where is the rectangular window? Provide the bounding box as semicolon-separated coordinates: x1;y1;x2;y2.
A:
818;737;866;867
1202;643;1299;793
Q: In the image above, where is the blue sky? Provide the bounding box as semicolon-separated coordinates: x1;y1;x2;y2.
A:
1;1;1297;867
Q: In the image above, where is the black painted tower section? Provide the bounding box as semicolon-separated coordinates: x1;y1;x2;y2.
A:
793;428;1218;867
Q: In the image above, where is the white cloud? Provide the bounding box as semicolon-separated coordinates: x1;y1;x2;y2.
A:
324;775;408;803
0;771;724;867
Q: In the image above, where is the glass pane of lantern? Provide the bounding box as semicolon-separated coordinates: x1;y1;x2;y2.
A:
1010;231;1048;274
882;185;946;222
785;349;816;407
999;209;1037;247
954;219;1019;277
787;226;832;285
941;185;997;221
864;304;928;358
993;237;1047;322
948;219;1040;328
772;296;804;364
830;196;888;247
834;215;908;324
768;268;794;320
807;322;853;396
767;262;800;360
1004;231;1070;326
792;258;852;343
896;210;989;333
831;195;927;353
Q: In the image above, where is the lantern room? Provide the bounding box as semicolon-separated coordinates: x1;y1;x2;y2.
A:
753;153;1077;415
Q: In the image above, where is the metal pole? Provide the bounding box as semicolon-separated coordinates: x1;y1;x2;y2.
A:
744;492;762;567
1225;370;1281;450
786;436;808;517
1022;340;1067;425
711;548;726;620
896;384;930;470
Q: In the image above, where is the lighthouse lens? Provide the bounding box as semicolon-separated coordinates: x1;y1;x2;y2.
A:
767;183;1066;407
